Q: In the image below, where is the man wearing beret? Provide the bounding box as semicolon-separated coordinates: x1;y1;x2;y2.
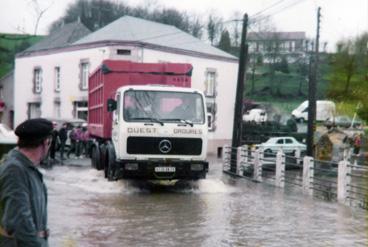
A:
0;118;52;247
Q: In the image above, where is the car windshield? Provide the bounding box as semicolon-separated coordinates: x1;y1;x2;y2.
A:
123;90;205;124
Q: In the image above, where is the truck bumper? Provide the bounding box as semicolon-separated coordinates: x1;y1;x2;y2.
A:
116;160;209;180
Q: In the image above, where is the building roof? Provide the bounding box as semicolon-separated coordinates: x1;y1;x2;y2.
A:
24;21;91;52
74;15;236;59
248;32;306;41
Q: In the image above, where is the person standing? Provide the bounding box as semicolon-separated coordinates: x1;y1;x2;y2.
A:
353;133;362;155
58;123;68;162
67;126;77;159
0;118;52;246
74;125;83;159
81;124;90;158
48;122;58;162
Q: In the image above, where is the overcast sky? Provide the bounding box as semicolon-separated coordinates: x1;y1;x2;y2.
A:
1;0;367;51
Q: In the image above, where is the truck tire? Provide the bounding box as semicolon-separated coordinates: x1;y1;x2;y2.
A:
91;144;100;169
99;144;107;172
106;143;117;181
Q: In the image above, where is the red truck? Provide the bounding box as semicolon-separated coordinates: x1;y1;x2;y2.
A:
88;60;209;181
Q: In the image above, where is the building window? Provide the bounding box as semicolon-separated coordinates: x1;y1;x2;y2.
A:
73;101;88;120
28;102;41;119
80;61;89;90
205;70;216;97
54;66;61;92
116;49;131;55
33;68;42;94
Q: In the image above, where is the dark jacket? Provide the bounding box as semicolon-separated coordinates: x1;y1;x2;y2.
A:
58;127;67;143
0;149;48;247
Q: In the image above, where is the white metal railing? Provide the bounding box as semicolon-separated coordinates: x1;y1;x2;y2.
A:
222;145;368;210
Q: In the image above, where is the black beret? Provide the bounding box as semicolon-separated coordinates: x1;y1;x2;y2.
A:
15;118;53;140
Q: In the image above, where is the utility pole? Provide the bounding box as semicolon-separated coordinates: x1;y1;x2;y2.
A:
230;13;248;173
307;7;321;157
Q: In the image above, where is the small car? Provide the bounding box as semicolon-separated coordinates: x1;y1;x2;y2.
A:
255;136;306;155
0;124;17;144
324;115;363;129
243;108;267;123
0;124;17;157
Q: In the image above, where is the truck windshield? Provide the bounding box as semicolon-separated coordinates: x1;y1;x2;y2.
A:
123;90;205;124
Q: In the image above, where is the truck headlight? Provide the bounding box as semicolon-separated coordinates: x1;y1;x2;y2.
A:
125;163;139;171
191;163;203;171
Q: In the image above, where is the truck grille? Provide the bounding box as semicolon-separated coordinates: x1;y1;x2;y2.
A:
127;137;202;155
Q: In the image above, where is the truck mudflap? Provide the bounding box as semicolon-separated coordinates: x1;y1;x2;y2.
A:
115;160;209;180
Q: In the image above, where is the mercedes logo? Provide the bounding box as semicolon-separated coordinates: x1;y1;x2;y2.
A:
159;139;172;153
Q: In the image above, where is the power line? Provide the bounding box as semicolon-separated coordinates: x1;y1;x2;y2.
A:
251;0;308;24
251;0;289;18
139;31;183;42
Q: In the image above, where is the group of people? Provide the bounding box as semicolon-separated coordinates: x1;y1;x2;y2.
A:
48;122;90;164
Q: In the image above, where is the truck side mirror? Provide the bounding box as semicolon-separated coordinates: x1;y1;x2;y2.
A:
107;98;117;112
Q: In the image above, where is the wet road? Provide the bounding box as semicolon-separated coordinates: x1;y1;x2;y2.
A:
44;156;368;247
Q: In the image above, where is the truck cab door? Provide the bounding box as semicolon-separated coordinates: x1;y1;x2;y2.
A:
112;93;121;146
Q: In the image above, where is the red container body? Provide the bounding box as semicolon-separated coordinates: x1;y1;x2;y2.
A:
88;60;192;139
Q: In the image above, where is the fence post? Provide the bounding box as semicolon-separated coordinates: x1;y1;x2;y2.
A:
343;147;351;161
295;148;301;165
337;160;351;204
222;145;231;172
275;150;285;188
253;149;263;182
303;156;314;196
237;146;244;176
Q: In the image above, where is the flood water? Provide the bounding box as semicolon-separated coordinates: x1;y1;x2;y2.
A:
44;156;368;247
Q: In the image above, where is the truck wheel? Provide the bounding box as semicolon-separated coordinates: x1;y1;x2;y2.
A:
99;144;107;172
91;145;100;169
106;144;117;181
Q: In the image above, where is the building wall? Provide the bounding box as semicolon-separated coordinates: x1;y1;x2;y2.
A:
142;49;238;154
0;72;14;128
15;46;109;125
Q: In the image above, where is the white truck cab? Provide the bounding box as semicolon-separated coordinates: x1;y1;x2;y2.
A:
107;85;209;180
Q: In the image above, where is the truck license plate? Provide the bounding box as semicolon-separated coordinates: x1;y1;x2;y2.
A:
155;167;176;172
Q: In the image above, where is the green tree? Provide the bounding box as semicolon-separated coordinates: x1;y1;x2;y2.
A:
207;14;222;45
327;32;368;121
218;29;231;52
276;56;289;74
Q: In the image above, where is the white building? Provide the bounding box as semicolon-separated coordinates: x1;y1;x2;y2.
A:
247;32;307;63
14;16;239;154
0;71;14;128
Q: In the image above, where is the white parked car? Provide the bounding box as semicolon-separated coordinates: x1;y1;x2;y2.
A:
0;124;17;144
0;124;17;157
256;136;306;154
243;108;267;123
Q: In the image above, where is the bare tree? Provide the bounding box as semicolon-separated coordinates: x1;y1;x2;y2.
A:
27;0;54;35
